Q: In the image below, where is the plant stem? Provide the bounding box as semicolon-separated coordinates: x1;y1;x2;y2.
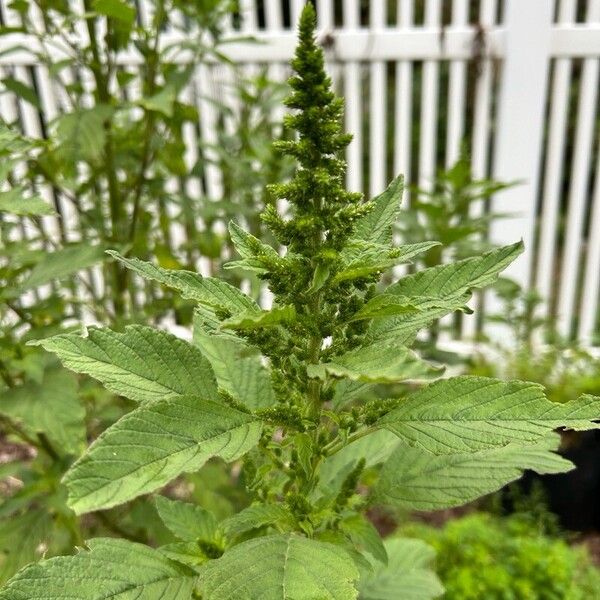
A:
37;432;60;461
0;359;15;387
322;427;377;457
127;0;165;248
83;1;126;315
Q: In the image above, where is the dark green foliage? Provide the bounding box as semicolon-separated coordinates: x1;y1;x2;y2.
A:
398;150;515;267
0;0;289;585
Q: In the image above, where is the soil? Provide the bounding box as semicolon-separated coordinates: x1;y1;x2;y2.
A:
576;532;600;566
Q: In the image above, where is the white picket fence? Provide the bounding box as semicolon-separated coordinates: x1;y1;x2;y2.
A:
1;0;599;347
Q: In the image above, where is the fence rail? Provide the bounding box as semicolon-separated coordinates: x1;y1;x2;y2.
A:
1;0;599;347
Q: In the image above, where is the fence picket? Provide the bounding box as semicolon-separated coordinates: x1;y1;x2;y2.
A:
557;0;600;338
369;2;387;197
343;0;362;193
579;140;600;344
418;0;441;191
445;0;468;167
536;0;577;329
489;0;553;289
462;0;498;340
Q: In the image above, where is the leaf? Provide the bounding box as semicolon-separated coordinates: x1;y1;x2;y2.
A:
64;395;261;514
335;242;440;284
309;262;331;293
54;105;113;166
387;242;524;300
308;343;441;384
33;325;219;404
318;430;400;496
2;77;41;109
108;251;258;315
375;435;574;511
19;243;106;290
367;297;471;346
225;221;280;274
224;221;280;273
339;514;388;565
229;221;280;261
198;534;359;600
220;504;294;539
370;244;523;344
293;432;314;477
221;305;296;330
0;188;55;216
349;294;420;322
193;305;240;340
155;496;218;542
0;367;84;455
0;538;196;599
159;542;207;570
194;334;276;409
139;84;177;117
332;380;378;410
359;538;444;600
378;376;600;454
352;175;403;246
0;511;52;585
93;0;135;24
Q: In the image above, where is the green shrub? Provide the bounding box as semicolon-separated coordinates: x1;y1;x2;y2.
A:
403;513;600;600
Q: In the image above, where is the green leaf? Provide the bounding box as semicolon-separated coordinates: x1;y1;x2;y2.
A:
318;430;400;496
64;395;261;514
293;432;314;477
0;188;55;216
229;221;279;261
33;325;218;404
352;175;403;246
194;333;276;409
225;221;280;274
359;538;444;600
308;343;441;384
2;77;41;109
193;305;240;340
221;305;296;330
332;380;378;410
159;542;207;570
220;504;294;539
108;251;258;315
309;262;331;293
375;435;574;511
0;538;196;599
198;534;359;599
378;376;600;455
387;242;524;300
155;496;218;543
93;0;135;24
367;298;471;346
139;84;177;117
370;243;524;344
19;243;105;290
335;241;440;284
0;511;52;585
0;367;84;455
339;514;388;566
54;105;113;166
349;294;420;322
